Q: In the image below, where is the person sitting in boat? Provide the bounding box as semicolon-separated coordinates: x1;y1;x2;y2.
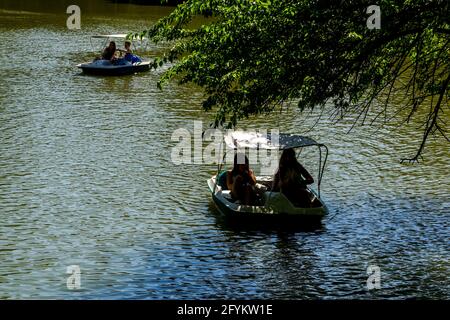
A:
122;41;133;61
101;41;117;62
226;153;257;205
113;41;133;66
121;40;142;64
272;148;315;207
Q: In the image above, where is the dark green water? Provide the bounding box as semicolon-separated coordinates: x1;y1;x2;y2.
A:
0;1;448;299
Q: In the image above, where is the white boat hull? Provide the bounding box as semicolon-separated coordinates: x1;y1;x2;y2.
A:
207;175;328;221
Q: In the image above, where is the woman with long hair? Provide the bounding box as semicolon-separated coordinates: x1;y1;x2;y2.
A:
226;153;257;205
101;41;117;61
272;148;314;207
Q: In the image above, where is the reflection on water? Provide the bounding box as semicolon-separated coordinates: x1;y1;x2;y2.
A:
0;2;449;299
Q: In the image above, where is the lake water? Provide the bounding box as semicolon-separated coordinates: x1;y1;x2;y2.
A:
0;1;448;299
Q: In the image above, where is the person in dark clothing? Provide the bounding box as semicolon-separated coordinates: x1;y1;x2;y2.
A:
272;148;315;207
226;153;257;205
101;41;117;61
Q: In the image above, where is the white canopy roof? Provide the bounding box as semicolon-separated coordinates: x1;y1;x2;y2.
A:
91;34;129;39
224;131;320;150
91;34;148;40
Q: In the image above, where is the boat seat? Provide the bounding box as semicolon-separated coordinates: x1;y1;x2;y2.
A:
221;190;233;200
217;171;228;190
221;190;239;203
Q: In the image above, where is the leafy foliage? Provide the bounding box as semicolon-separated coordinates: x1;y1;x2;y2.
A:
136;0;449;161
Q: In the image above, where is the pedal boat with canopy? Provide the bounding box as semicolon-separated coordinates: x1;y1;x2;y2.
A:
77;34;151;76
207;131;329;223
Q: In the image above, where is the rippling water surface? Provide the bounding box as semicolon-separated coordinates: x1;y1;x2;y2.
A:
0;2;449;299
